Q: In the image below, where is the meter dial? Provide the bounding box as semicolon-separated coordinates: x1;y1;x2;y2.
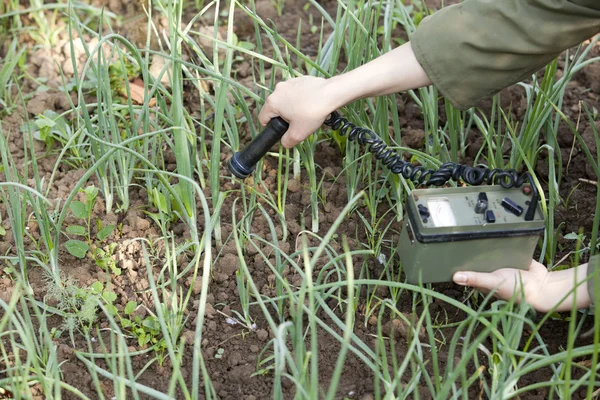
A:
426;198;457;227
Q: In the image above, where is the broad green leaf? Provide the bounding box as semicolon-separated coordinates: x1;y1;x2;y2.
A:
66;225;86;236
106;304;118;316
34;117;56;130
84;186;98;206
97;225;115;241
65;239;89;259
563;232;583;240
139;333;149;347
32;128;46;142
237;41;255;51
102;290;117;303
95;258;108;269
152;188;169;214
142;317;159;331
90;281;104;293
0;226;5;236
124;301;137;315
70;201;88;219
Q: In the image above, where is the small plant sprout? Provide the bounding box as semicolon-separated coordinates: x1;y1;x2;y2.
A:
44;272;102;346
64;185;118;273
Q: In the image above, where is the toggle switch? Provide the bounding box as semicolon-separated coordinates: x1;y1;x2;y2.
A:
501;197;523;216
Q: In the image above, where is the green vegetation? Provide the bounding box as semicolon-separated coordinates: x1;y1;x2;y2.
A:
0;0;599;399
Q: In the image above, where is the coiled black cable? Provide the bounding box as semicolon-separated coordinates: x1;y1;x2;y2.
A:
323;111;539;220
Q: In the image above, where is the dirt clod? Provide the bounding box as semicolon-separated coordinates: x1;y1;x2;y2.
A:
217;253;239;276
287;178;302;193
256;329;269;342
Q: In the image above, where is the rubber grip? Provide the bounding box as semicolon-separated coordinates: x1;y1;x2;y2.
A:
228;117;290;179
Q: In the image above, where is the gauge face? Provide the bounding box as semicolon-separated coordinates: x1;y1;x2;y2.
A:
427;198;457;227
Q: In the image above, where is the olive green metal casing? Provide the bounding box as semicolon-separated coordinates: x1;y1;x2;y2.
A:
399;185;545;284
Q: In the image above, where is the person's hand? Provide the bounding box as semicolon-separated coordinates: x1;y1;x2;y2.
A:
453;260;592;312
452;260;547;309
258;76;339;148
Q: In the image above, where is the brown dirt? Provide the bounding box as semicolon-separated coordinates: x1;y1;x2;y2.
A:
1;0;599;399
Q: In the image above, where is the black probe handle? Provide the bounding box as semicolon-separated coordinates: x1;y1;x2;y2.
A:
228;117;290;179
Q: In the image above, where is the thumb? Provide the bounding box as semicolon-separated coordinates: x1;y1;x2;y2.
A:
453;271;506;292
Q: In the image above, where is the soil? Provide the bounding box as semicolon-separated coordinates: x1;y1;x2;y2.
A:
1;1;599;399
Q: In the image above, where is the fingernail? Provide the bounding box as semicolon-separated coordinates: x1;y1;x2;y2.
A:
453;273;467;285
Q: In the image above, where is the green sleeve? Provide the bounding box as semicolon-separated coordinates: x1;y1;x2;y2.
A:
411;0;600;110
588;254;600;307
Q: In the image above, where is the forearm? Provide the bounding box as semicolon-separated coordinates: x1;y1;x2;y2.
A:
325;42;432;110
258;42;433;148
537;263;592;312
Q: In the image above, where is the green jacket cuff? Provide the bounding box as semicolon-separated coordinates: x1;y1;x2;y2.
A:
410;0;600;110
587;254;600;307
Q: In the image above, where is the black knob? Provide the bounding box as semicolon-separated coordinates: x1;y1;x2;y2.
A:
501;197;524;217
227;117;290;179
475;192;488;214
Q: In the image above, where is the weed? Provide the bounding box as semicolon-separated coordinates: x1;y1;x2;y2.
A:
23;109;74;153
44;273;102;345
27;0;65;47
116;299;169;365
64;185;118;274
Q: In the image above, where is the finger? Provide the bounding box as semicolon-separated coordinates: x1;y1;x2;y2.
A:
453;271;510;293
258;108;279;127
281;120;323;148
280;124;304;148
258;98;280;127
259;82;288;126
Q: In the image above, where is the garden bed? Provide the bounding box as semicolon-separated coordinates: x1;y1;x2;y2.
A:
1;0;599;399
